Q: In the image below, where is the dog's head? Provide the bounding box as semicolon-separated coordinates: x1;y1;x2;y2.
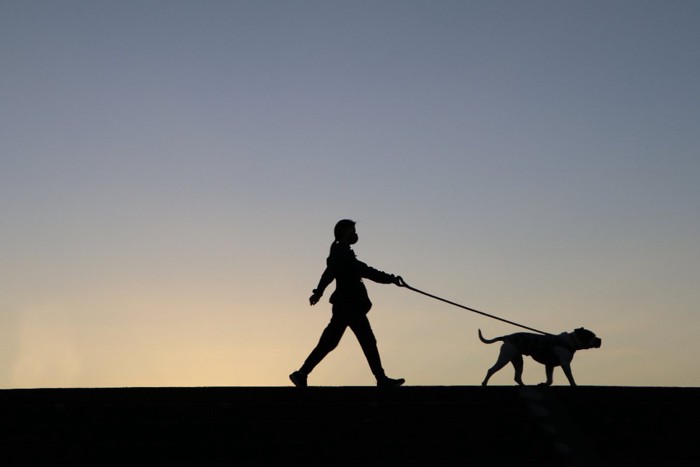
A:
572;328;602;350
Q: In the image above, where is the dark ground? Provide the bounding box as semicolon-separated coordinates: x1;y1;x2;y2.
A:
1;386;697;466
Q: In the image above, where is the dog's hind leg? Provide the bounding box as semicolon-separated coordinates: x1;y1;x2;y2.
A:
481;343;516;386
511;354;524;386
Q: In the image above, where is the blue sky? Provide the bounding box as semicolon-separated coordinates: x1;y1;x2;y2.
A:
2;1;699;387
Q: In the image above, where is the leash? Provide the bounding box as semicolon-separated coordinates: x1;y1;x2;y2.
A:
396;277;552;336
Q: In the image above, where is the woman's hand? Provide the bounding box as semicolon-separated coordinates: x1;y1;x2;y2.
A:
393;276;406;287
309;291;323;306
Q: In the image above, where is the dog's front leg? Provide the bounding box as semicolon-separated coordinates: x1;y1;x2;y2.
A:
554;348;577;386
561;363;577;386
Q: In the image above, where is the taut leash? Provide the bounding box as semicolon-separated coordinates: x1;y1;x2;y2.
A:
396;278;552;336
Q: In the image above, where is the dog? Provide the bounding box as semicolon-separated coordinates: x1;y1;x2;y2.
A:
478;328;602;386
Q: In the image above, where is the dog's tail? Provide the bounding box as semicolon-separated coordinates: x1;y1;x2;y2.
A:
478;329;503;344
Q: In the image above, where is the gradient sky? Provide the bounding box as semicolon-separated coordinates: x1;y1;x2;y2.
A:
2;1;699;388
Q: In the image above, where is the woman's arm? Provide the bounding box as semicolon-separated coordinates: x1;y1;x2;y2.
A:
358;261;400;285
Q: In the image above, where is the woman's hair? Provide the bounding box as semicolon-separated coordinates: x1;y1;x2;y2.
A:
334;219;356;241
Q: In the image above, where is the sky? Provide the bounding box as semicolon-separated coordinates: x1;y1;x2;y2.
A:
2;0;699;388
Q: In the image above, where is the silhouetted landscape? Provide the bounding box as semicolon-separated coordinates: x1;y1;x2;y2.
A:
1;386;697;465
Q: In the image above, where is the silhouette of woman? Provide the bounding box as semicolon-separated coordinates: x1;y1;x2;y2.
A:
290;220;405;387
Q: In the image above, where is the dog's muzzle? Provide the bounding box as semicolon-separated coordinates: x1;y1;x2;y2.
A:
593;338;602;348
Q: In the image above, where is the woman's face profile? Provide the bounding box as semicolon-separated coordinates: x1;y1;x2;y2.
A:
342;226;358;245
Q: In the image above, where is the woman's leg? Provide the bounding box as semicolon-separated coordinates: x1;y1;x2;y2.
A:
348;314;385;378
299;313;348;375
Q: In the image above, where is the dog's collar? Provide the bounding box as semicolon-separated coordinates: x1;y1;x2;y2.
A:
561;333;578;352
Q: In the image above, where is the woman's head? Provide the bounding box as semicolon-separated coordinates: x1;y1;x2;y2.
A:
334;219;358;244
